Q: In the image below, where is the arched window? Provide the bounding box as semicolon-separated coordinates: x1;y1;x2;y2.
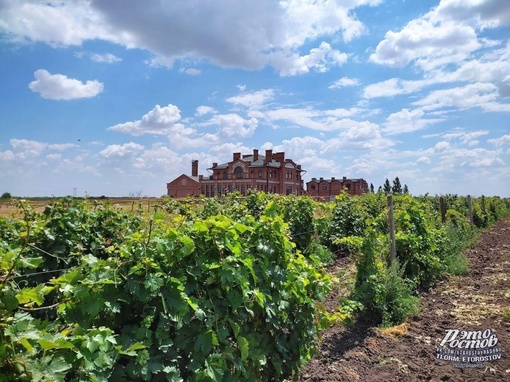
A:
234;166;243;179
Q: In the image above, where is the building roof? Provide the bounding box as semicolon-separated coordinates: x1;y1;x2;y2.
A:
208;154;282;170
308;177;366;183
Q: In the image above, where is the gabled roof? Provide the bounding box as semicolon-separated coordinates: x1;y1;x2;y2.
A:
167;174;200;185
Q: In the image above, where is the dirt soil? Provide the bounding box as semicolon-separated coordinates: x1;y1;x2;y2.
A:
299;217;510;382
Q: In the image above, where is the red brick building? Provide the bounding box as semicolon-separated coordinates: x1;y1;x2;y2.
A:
167;149;305;198
306;176;368;200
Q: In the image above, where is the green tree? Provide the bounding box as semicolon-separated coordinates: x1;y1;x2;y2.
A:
1;192;11;199
383;179;391;194
392;177;402;194
403;184;409;194
370;183;375;193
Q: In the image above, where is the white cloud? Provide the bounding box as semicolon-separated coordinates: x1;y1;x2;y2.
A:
132;145;181;172
322;121;394;151
90;53;122;63
0;0;371;75
488;134;510;147
0;0;119;47
226;89;275;109
195;106;216;116
270;42;348;76
203;114;258;138
99;142;144;159
413;82;503;111
434;141;451;152
434;0;510;28
179;68;201;75
417;156;431;165
29;69;104;100
10;138;47;154
441;129;490;144
384;108;442;135
108;104;193;137
329;77;360;89
370;17;480;69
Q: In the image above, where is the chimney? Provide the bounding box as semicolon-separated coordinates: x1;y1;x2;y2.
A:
253;149;259;162
265;149;273;163
343;176;347;182
320;177;323;181
212;162;217;168
233;152;241;161
191;160;198;177
331;177;335;181
274;152;285;163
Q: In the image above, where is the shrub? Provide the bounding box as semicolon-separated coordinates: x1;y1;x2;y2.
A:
0;199;330;381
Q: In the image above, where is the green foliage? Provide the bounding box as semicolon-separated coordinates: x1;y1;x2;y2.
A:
0;197;330;381
393;195;443;287
282;195;315;252
1;192;11;199
323;192;366;255
350;224;418;327
392;177;402;195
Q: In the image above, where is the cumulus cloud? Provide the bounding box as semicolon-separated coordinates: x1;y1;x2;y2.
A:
108;104;193;137
0;0;373;75
488;134;510;147
369;0;510;73
99;142;144;159
434;0;510;28
202;114;258;138
270;42;348;76
384;108;443;135
29;69;104;100
226;89;275;109
329;77;360;89
195;106;216;116
413;82;501;111
417;156;431;165
370;18;480;69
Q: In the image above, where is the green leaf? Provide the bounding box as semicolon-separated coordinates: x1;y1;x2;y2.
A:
16;284;51;306
38;337;75;350
237;336;249;361
1;293;19;311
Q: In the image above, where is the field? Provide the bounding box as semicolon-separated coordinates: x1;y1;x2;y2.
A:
1;193;509;381
0;197;162;218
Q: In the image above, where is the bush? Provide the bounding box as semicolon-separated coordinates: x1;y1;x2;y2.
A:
0;199;330;381
324;192;366;255
351;225;418;327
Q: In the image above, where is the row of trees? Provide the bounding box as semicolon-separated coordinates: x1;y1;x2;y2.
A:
369;177;408;195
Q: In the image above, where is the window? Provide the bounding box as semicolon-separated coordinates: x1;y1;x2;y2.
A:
258;169;262;178
234;167;243;179
311;185;316;190
286;186;292;195
322;184;328;190
223;171;228;179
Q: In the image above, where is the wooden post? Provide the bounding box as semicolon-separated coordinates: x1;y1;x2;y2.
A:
467;195;473;225
439;197;446;224
387;194;396;262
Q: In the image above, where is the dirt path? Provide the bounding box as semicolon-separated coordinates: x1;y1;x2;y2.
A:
300;217;510;382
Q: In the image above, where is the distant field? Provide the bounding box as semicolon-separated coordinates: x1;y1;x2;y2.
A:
0;197;164;218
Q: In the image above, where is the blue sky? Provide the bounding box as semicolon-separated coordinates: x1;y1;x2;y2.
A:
1;0;509;197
